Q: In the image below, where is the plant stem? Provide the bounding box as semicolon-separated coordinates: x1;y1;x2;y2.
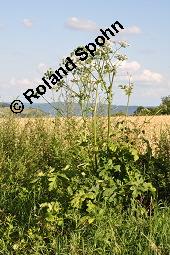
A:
93;85;99;170
125;94;130;123
107;74;115;147
107;85;112;143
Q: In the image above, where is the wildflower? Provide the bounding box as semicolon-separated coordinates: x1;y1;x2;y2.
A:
115;54;128;61
119;41;129;48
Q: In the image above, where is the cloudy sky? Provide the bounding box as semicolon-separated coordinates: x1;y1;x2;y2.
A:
0;0;169;106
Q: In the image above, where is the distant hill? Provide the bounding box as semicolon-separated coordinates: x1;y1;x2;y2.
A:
23;102;139;116
0;102;10;108
0;105;49;117
0;102;143;117
20;108;49;117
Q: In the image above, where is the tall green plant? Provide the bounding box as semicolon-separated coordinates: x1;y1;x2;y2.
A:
51;41;129;166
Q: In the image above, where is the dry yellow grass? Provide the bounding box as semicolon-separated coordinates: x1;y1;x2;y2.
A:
112;115;170;139
111;115;170;151
3;114;169;129
1;115;169;148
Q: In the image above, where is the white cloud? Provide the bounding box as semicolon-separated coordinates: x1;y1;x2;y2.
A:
22;19;33;28
9;77;46;89
10;77;32;87
136;69;163;83
66;17;98;31
142;90;159;97
37;63;47;73
122;25;141;35
119;60;163;84
66;18;141;36
117;61;164;86
33;78;42;84
120;61;141;72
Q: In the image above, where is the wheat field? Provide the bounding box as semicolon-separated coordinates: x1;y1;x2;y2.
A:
2;115;168;152
10;115;170;139
0;115;170;254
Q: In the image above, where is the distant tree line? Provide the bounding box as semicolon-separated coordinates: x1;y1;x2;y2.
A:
134;95;170;116
0;102;10;108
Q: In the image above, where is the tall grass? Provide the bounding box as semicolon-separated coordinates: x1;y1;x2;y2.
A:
0;116;170;254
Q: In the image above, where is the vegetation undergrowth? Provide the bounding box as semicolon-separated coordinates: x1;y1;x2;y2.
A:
0;41;170;254
0;116;169;254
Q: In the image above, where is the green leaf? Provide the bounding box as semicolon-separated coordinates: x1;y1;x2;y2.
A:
130;148;139;161
48;176;57;191
113;165;121;172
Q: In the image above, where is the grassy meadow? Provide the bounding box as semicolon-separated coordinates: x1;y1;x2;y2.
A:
1;1;170;254
0;115;170;254
1;37;170;255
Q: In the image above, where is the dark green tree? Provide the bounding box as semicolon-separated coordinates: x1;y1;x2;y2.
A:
160;95;170;114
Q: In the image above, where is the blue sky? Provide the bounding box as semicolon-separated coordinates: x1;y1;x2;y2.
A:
0;0;169;106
